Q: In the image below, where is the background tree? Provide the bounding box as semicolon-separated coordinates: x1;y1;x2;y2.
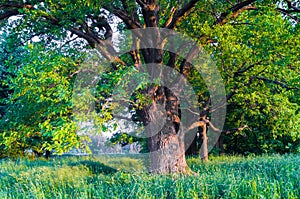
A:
181;3;300;156
0;37;90;158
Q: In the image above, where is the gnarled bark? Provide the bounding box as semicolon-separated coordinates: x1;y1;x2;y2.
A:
140;85;189;174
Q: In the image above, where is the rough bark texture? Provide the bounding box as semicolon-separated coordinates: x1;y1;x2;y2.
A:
141;84;189;173
148;127;188;173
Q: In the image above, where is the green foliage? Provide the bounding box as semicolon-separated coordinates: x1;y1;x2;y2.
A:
0;154;299;198
180;5;300;154
0;43;89;158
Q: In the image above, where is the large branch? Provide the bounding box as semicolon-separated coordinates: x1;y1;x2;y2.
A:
139;1;160;27
128;34;142;69
277;8;300;23
34;9;126;66
250;76;299;90
120;0;141;26
0;3;33;20
103;5;142;29
215;0;257;25
136;0;147;9
277;0;300;23
165;0;199;29
283;0;300;13
0;9;19;20
188;117;249;135
39;13;97;45
233;61;262;77
0;3;32;9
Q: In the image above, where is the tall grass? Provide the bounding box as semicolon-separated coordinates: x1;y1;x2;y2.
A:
0;154;299;198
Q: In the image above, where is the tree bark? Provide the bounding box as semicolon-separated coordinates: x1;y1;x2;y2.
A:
45;150;51;159
148;125;188;173
185;133;198;156
217;134;225;155
141;85;189;174
201;124;208;161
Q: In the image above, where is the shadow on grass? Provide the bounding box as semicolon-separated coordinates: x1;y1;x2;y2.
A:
69;160;118;175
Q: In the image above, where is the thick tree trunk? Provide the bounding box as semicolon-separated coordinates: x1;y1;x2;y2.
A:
148;126;188;173
141;86;189;174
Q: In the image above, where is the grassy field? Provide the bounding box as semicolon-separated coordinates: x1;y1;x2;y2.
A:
0;154;299;199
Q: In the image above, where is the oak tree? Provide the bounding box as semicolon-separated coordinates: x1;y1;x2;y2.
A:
0;0;299;173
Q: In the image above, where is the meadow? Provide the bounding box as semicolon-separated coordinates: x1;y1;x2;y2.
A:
0;154;299;199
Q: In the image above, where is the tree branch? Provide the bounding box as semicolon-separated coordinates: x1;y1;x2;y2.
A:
188;117;249;135
129;35;142;69
104;5;142;29
187;121;206;131
233;61;262;77
250;76;299;90
165;0;199;29
222;125;249;135
136;0;147;9
0;3;32;9
0;3;34;20
284;0;300;13
139;1;160;27
215;0;258;25
0;9;19;20
277;8;300;23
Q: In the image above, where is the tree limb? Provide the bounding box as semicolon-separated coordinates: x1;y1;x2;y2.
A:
103;5;142;29
222;125;249;135
129;34;142;69
188;117;249;135
0;9;19;20
277;8;300;23
139;1;160;27
165;0;199;29
136;0;147;9
283;0;300;13
215;0;258;25
0;3;34;20
0;3;32;9
250;76;299;90
187;121;206;131
233;61;262;77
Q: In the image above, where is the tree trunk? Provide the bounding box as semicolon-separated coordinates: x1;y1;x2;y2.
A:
148;124;188;173
33;150;43;158
201;125;208;161
45;150;51;159
142;86;189;174
185;133;198;156
217;134;225;155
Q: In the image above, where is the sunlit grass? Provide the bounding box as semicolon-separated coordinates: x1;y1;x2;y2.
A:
0;154;299;198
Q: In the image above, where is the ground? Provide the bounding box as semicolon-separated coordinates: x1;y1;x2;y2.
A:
0;154;299;198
